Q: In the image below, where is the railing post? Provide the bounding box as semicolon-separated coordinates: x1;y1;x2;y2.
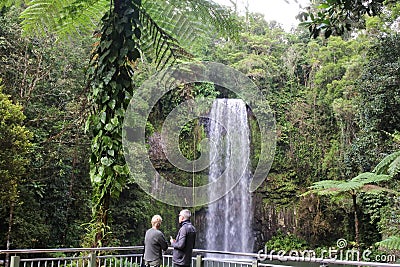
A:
89;253;97;267
252;259;258;267
10;256;20;267
196;255;203;267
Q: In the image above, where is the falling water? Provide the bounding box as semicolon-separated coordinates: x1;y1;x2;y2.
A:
205;99;253;254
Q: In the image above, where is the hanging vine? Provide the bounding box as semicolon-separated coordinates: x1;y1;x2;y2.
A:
85;0;141;247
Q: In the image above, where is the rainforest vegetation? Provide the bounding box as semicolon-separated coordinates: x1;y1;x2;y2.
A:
0;0;399;260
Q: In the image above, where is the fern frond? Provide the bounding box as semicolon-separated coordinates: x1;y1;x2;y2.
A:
19;0;109;37
302;171;393;197
186;0;240;39
374;150;400;176
377;236;400;250
142;2;204;49
19;0;65;36
300;180;341;196
351;172;391;185
55;0;109;38
309;180;341;190
143;0;239;44
336;181;362;191
138;6;193;70
141;0;240;62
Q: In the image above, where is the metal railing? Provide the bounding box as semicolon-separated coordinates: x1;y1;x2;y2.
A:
0;247;399;267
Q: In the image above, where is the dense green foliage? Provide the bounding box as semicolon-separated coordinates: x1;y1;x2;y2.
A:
264;230;308;252
300;0;400;38
0;79;32;252
0;0;399;259
0;8;91;248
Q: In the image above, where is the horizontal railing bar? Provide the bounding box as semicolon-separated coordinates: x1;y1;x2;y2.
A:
20;257;89;261
259;264;295;267
97;254;143;258
0;246;144;254
194;249;255;257
203;259;252;264
1;247;399;267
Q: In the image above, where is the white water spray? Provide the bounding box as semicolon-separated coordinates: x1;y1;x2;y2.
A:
205;99;254;254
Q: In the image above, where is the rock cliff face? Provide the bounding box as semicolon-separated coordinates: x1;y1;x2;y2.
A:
193;208;208;249
192;197;300;252
252;193;299;251
148;132;167;168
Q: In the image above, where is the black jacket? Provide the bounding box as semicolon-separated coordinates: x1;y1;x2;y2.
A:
172;220;196;266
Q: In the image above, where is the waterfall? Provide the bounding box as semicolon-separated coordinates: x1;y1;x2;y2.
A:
205;99;253;254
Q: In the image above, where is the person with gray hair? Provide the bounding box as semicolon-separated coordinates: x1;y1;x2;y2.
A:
144;215;168;267
170;209;196;267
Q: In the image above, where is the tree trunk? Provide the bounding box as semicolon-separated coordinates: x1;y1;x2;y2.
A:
5;201;15;267
114;0;121;12
94;192;110;247
352;192;360;254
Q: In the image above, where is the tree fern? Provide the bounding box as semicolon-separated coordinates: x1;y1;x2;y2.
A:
142;0;240;47
303;180;341;196
17;0;239;54
55;0;110;37
374;150;400;177
303;172;391;196
18;0;109;37
377;235;400;250
137;6;192;69
302;170;394;247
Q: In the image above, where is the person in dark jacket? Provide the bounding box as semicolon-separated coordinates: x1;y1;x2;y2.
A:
144;215;169;267
170;209;196;267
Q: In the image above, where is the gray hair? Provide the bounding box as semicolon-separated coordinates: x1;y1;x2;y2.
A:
179;209;191;220
151;215;162;227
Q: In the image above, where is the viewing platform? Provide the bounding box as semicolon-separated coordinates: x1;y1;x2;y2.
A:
0;246;399;267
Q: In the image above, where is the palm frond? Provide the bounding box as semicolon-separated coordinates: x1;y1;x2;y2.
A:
374;150;400;177
377;236;400;250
